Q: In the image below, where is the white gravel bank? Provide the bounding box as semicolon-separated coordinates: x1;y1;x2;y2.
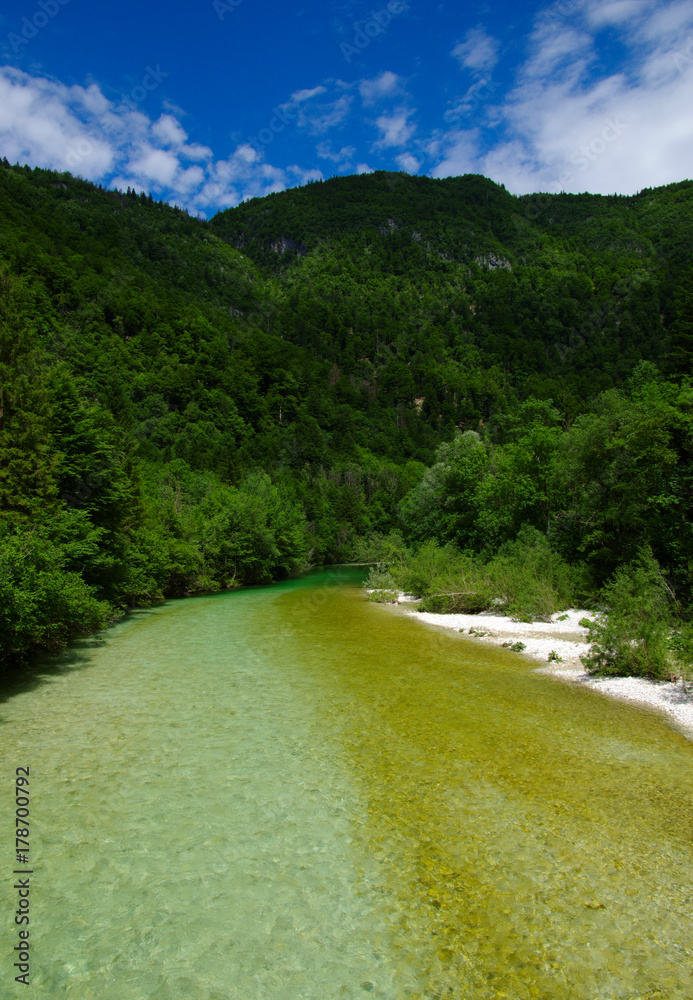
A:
392;595;693;740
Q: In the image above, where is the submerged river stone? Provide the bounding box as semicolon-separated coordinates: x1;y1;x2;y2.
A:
1;568;693;999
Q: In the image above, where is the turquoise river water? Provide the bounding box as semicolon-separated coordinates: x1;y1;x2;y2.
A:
2;568;693;999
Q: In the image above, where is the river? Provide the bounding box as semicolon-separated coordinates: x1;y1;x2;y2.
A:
2;568;693;999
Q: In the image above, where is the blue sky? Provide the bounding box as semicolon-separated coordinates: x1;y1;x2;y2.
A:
1;0;692;216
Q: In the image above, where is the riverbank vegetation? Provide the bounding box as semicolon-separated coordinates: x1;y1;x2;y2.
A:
366;367;693;679
366;539;693;681
364;362;693;678
0;161;691;677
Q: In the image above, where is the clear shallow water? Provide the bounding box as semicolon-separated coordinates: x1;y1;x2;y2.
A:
2;568;693;999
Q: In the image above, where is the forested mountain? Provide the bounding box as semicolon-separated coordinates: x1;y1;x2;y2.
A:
212;171;692;410
1;160;691;672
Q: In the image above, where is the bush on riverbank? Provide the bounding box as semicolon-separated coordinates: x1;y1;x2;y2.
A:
373;529;587;621
364;563;400;604
0;521;115;664
369;535;693;681
484;528;589;620
669;625;693;684
580;548;687;680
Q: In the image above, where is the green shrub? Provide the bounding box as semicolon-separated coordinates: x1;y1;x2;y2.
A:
384;530;584;620
485;526;586;621
364;563;398;591
581;547;674;678
393;540;470;597
667;624;693;683
367;589;399;604
418;591;493;614
0;523;114;666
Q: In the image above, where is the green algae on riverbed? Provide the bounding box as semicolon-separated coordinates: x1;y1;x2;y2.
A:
2;569;693;999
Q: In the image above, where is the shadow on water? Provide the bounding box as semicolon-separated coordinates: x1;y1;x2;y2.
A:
0;609;155;713
0;566;364;715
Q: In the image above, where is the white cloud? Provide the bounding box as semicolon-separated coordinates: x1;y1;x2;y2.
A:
181;142;214;161
75;83;111;117
521;21;594;80
150;114;212;161
584;0;653;29
452;27;499;74
359;70;403;104
373;107;416;148
151;114;188;147
277;87;352;136
129;147;180;187
431;0;693;195
430;129;482;180
0;66;313;213
0;67;115;179
197;145;287;208
287;165;324;185
395;152;420;172
290;85;327;103
634;0;693;40
316;142;356;168
303;93;352;134
176;165;206;192
444;76;502;125
356;162;374;173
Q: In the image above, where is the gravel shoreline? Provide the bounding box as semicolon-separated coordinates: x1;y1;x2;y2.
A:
387;594;693;740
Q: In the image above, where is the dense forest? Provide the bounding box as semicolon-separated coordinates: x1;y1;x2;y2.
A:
1;160;691;676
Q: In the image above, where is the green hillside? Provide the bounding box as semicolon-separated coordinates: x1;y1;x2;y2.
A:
211;171;693;411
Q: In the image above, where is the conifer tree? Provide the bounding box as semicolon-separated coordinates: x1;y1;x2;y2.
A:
665;266;693;378
0;270;58;521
